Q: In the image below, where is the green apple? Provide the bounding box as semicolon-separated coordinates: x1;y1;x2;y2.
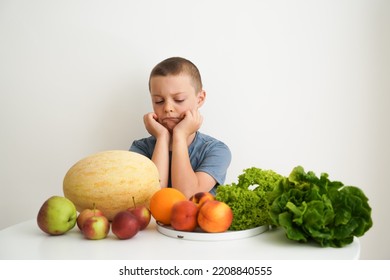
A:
37;196;77;235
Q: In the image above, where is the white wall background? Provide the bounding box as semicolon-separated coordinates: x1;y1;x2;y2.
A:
1;0;389;259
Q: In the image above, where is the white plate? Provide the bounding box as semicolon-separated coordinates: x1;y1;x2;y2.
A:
156;222;269;241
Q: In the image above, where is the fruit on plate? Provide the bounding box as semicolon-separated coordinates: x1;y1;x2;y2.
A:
111;211;140;239
197;200;233;233
37;196;77;235
189;192;215;209
82;215;110;240
63;150;160;221
128;197;151;230
170;200;199;232
149;188;186;225
77;205;105;230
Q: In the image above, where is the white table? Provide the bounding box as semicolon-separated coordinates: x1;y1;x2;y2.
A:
0;219;360;260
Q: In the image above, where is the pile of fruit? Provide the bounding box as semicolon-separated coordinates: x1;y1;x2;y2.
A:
36;188;234;240
36;149;233;240
37;195;152;240
150;188;233;233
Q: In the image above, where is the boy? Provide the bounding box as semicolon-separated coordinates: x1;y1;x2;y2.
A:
130;57;231;198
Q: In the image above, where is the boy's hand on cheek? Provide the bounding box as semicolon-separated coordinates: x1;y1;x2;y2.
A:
174;109;203;138
143;112;169;138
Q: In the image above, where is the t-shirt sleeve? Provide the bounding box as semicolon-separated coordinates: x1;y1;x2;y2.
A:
129;139;153;159
196;141;232;186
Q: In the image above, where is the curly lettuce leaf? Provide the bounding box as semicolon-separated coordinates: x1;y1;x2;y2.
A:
216;167;284;230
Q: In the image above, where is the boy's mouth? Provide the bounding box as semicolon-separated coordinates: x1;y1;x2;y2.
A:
160;117;182;129
161;117;181;123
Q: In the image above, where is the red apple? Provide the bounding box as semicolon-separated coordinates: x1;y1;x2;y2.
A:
82;215;110;240
170;200;199;232
127;197;151;230
128;206;151;230
189;192;215;209
197;200;233;233
111;211;140;239
77;207;105;230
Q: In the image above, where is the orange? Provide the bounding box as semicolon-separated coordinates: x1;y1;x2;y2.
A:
149;188;186;225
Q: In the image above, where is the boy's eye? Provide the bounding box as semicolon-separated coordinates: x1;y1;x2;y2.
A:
175;99;184;103
154;100;164;104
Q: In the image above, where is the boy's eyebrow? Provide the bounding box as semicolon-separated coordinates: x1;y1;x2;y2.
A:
151;92;186;97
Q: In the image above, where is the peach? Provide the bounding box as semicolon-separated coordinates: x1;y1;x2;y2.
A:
189;192;215;209
170;200;199;232
197;200;233;233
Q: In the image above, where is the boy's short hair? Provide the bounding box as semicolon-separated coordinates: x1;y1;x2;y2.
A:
149;57;203;93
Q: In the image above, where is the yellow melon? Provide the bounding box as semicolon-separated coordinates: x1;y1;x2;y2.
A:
63;150;160;221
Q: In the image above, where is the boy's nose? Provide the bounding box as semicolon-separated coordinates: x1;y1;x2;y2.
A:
164;103;174;113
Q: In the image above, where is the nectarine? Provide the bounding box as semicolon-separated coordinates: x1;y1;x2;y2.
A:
189;192;215;209
197;200;233;233
170;201;199;232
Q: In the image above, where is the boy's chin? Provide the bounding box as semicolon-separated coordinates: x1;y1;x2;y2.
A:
162;124;175;134
161;120;178;132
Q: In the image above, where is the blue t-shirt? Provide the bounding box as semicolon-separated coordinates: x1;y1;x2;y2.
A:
129;132;231;195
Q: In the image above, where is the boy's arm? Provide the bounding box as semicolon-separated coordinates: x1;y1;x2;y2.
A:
171;135;217;198
170;109;216;198
144;113;170;188
151;134;170;188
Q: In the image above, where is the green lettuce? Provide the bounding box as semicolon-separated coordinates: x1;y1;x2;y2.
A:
269;166;373;247
216;167;284;230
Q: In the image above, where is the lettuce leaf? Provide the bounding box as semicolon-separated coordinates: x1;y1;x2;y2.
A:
269;166;373;247
216;167;284;230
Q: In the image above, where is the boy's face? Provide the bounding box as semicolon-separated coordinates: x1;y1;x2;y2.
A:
149;74;205;132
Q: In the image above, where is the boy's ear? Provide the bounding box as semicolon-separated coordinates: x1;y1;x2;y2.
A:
197;90;206;108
